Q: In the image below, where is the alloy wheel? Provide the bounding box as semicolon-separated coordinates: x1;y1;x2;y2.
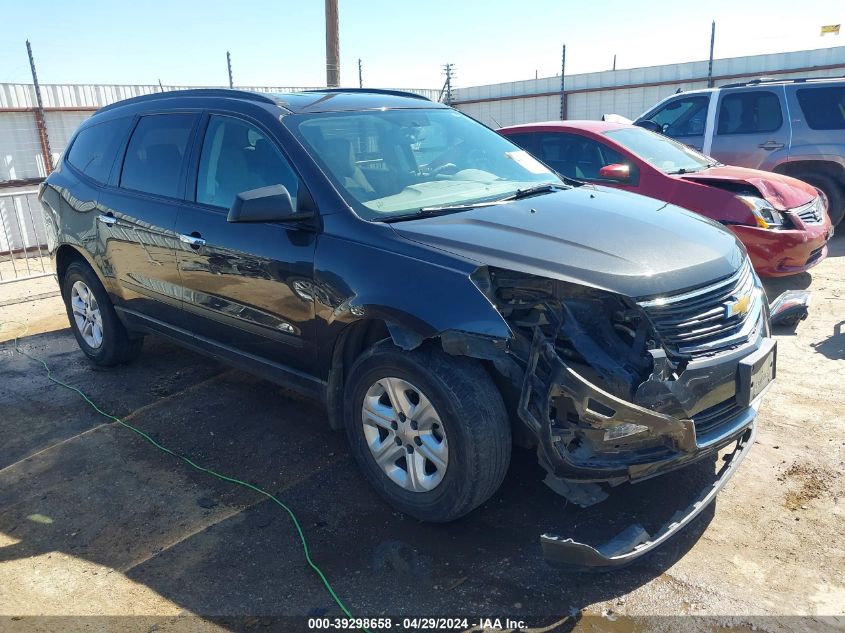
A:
70;280;104;349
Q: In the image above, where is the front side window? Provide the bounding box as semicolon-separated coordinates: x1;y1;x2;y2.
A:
66;117;131;184
535;132;626;180
717;90;783;135
196;115;299;209
647;96;709;137
289;108;559;220
605;127;712;174
120;114;196;198
797;87;845;130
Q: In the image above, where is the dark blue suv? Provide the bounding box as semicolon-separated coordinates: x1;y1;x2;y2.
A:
40;89;774;568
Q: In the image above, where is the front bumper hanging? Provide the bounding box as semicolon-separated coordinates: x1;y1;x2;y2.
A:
540;422;756;570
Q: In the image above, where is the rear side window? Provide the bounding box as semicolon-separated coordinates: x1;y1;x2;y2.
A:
196;115;299;209
797;87;845;130
717;91;783;135
66;118;131;184
120;114;196;198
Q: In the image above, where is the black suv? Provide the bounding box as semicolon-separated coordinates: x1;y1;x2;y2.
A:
41;89;775;568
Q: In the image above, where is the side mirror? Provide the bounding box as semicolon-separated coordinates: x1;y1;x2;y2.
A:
227;185;312;223
598;163;632;183
634;119;662;134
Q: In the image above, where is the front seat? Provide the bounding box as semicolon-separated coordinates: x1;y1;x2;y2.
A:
322;138;375;197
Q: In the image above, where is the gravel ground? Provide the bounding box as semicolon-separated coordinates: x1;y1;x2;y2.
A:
0;235;842;633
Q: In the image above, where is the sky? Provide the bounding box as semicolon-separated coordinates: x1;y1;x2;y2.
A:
1;0;843;90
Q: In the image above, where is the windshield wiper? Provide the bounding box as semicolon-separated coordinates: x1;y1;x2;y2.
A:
377;201;499;223
496;182;568;201
667;167;700;175
375;183;569;223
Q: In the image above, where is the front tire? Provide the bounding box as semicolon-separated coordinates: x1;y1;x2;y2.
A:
344;340;511;523
62;261;143;366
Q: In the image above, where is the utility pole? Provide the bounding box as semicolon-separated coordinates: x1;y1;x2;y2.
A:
358;58;363;88
26;40;53;175
325;0;340;87
613;54;616;71
440;63;454;105
559;44;567;120
227;51;234;88
707;21;716;87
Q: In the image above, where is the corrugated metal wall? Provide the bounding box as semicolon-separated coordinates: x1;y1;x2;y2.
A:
0;83;440;186
453;46;845;127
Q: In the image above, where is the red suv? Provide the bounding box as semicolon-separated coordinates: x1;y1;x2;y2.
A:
500;121;833;277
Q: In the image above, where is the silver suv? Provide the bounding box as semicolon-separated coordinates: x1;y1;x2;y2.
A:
634;77;845;225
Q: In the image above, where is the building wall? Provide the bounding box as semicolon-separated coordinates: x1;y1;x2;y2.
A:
0;83;439;186
453;46;845;128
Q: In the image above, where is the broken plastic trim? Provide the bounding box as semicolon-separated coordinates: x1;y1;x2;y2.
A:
769;290;811;328
540;422;756;570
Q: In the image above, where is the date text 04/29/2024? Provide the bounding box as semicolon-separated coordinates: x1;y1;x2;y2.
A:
307;617;528;630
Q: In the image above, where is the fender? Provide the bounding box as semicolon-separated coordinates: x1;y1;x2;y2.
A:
313;232;513;376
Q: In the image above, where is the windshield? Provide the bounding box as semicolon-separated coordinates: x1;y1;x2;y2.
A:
604;126;713;174
290;108;563;220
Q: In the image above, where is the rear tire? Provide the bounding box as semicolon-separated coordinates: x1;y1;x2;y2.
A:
62;261;143;366
344;340;511;522
796;172;844;226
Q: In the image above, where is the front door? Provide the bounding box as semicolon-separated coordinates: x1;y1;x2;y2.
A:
175;113;318;374
709;87;789;171
642;94;710;152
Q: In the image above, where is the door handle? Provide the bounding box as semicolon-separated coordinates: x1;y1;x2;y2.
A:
179;233;206;249
758;140;785;151
97;213;117;226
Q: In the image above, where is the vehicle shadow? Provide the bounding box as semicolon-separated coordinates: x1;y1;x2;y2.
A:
812;320;845;361
0;329;725;627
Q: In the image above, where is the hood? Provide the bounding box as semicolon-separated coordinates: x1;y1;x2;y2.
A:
679;166;816;211
392;186;746;299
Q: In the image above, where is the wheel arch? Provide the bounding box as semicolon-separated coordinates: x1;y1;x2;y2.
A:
774;159;845;186
323;315;519;431
55;244;102;289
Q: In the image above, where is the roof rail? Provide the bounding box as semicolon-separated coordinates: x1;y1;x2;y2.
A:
97;88;283;113
720;75;845;89
301;88;431;101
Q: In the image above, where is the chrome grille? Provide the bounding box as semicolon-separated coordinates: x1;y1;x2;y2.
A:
638;260;762;359
794;199;823;224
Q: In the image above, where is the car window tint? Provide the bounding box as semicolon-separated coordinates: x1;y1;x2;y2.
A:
797;87;845;130
504;132;537;154
534;132;625;180
717;91;783;135
648;96;709;137
66;118;131;184
120;114;195;198
196;115;299;210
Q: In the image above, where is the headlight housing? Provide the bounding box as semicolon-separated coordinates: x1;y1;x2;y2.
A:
736;195;785;229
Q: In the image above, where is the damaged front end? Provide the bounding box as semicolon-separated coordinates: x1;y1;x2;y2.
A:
474;261;775;569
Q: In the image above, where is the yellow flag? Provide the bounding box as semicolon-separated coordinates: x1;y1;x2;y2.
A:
821;24;840;35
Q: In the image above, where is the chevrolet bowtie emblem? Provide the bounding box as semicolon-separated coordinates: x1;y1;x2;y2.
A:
725;294;752;319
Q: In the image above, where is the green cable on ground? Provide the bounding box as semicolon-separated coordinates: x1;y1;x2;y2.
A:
1;320;368;631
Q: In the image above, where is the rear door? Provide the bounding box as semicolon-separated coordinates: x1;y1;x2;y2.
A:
175;112;318;375
98;112;199;326
709;87;789;170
